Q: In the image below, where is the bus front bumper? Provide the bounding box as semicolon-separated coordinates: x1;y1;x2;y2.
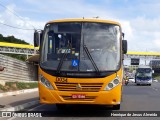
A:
136;80;152;84
39;84;121;105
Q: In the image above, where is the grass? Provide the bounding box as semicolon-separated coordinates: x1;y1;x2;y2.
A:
153;75;160;81
0;84;7;92
152;73;160;81
0;82;38;92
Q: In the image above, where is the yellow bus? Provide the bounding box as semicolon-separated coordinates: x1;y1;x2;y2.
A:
34;18;127;110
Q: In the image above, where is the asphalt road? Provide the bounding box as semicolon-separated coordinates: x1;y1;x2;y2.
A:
2;81;160;120
0;91;39;109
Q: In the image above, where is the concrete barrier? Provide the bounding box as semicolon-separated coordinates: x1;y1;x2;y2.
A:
0;54;38;82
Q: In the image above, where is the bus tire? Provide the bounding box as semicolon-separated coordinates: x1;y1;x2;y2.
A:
149;84;151;86
56;104;66;110
113;104;120;110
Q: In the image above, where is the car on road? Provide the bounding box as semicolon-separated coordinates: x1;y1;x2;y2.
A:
153;79;158;82
128;77;135;83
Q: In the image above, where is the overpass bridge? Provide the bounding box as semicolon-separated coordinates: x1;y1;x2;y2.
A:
0;42;39;56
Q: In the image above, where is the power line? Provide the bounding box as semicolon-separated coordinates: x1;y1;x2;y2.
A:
0;2;36;30
0;21;34;30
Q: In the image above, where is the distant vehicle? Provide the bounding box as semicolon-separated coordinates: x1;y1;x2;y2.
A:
128;77;135;83
153;79;158;82
135;66;153;86
125;79;129;85
149;59;160;73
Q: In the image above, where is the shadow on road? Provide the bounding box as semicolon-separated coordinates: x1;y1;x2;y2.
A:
37;104;115;117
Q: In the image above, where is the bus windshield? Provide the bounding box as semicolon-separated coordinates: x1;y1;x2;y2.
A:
40;22;121;73
136;68;152;79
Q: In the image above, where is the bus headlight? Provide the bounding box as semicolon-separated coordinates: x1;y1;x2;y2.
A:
113;78;119;85
39;74;54;90
105;77;120;91
108;83;114;88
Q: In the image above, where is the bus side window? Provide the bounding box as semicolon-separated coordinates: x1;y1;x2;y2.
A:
47;31;56;60
48;36;53;54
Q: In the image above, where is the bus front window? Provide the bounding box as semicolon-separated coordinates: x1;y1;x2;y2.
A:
136;68;152;79
40;22;121;76
80;23;120;71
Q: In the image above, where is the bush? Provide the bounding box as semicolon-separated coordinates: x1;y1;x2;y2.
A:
0;82;38;92
0;84;7;91
16;82;38;89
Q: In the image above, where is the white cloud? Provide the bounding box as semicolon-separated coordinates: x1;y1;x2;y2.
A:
0;0;160;53
0;4;45;44
120;20;133;41
126;17;160;51
153;39;160;47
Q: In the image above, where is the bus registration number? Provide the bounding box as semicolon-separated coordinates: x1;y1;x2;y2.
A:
72;94;85;99
56;77;68;83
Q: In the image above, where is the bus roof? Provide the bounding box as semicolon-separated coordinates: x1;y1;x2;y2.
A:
47;18;121;26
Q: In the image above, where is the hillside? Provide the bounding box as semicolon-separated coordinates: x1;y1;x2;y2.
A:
0;34;29;44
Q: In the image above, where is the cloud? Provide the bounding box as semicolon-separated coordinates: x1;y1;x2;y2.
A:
0;0;160;53
126;16;160;51
0;1;116;44
0;3;45;44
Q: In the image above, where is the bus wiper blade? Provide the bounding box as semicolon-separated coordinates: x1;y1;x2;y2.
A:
56;41;71;74
83;45;100;73
56;51;68;74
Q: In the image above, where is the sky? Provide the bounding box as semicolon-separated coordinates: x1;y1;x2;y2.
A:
0;0;160;52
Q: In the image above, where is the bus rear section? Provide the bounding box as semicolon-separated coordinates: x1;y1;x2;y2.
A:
135;66;153;86
34;18;128;110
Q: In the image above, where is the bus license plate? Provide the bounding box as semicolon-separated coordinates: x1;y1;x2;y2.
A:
72;94;85;99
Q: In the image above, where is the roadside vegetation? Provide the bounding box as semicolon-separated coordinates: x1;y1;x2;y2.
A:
0;82;38;93
153;73;160;81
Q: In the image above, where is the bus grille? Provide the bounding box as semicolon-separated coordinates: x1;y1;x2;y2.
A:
61;95;96;101
55;82;103;92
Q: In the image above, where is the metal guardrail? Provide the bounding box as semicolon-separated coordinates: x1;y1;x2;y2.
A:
0;54;38;82
0;46;36;55
0;42;39;55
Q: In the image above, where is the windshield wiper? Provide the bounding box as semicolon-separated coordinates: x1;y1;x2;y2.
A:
56;51;68;74
56;42;71;74
83;45;100;73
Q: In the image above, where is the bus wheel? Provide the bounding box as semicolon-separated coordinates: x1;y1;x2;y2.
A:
149;84;151;86
113;104;120;110
56;104;66;110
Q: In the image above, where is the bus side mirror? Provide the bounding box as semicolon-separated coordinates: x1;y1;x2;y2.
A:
122;40;127;54
34;30;44;47
34;30;40;47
